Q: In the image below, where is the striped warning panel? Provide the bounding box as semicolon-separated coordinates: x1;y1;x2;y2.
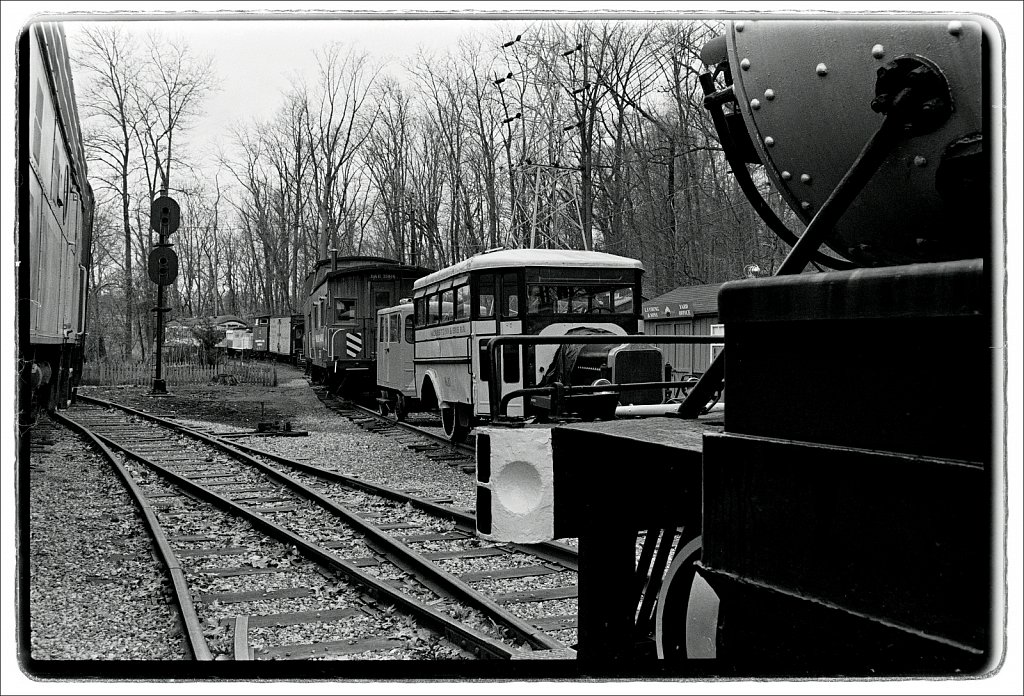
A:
345;332;363;357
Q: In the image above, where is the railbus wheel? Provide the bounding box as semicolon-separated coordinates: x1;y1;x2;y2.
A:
654;534;721;661
441;403;471;443
393;392;408;422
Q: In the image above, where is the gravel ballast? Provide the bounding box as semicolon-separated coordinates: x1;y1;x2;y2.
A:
25;364;584;664
26;414;187;661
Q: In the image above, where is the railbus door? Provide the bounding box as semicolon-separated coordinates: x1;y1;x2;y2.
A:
368;281;394;359
472;272;497;417
497;270;524;418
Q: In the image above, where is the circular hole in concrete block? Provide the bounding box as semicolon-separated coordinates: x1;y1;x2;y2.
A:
494;460;545;514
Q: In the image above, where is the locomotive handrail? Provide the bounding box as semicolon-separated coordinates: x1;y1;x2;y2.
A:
497;380;706;420
483;334;724;423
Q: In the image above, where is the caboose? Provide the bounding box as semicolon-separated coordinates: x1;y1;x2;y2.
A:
476;17;1001;677
303;252;431;394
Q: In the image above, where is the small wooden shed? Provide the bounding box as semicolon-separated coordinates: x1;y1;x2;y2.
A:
642;283;724;376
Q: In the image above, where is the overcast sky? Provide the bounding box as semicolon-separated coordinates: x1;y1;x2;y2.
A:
61;15;539;173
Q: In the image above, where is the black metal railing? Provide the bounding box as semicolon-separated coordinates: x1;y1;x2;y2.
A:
483;334;724;422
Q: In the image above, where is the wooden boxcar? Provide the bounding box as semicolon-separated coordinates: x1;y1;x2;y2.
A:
23;22;94;412
268;314;304;364
303;254;431;393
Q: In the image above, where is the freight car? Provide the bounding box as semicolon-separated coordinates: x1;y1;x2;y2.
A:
375;249;666;442
475;17;1001;677
21;22;94;414
303;252;431;395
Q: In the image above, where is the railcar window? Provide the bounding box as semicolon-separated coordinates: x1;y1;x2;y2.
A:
502;344;520;383
455;284;470;320
404;315;414;343
479;344;491;381
336;298;356;321
502;272;519;318
61;166;69;222
614;287;634;312
379;316;386;342
429;294;441;325
50;142;62;202
525;284;633;314
33;82;43;161
415;298;426;326
441;289;455;323
389;313;400;342
527;285;548;314
477;273;495;318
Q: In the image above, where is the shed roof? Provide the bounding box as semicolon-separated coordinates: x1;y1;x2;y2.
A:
642;282;723;319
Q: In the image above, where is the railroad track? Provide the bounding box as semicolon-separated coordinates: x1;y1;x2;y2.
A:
314;387;478;474
59;395;580;660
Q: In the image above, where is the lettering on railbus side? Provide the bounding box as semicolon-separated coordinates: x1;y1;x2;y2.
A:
425;323;471;340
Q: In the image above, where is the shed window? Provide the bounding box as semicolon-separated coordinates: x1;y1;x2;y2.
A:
710;323;725;362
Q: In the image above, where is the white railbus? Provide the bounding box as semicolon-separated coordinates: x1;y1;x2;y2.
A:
376;249;664;441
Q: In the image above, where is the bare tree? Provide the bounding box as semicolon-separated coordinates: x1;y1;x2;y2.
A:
302;44;381;261
73;25;142;359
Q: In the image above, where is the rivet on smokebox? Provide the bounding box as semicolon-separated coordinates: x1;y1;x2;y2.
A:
948;21;963;36
764;136;775;147
750;98;761;110
872;44;885;59
781;171;792;181
764;88;775;100
736;21;745;32
816;63;829;76
740;58;751;71
800;173;812;184
913;156;928;168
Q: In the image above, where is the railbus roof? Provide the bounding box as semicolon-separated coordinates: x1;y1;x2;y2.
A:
413;249;644;291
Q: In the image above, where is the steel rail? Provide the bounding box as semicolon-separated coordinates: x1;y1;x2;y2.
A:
81;423;520;660
340;399;476;456
52;410;213;661
317;398;579;571
75;395;569;653
220;431;580;573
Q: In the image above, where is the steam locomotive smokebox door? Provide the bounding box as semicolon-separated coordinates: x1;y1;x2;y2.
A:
700;259;992;666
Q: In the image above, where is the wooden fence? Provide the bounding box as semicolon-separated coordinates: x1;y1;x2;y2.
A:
80;360;277;387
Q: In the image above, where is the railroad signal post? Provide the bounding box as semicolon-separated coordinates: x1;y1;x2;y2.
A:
149;194;180;394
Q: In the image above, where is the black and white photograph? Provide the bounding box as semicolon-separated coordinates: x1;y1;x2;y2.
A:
5;2;1020;692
